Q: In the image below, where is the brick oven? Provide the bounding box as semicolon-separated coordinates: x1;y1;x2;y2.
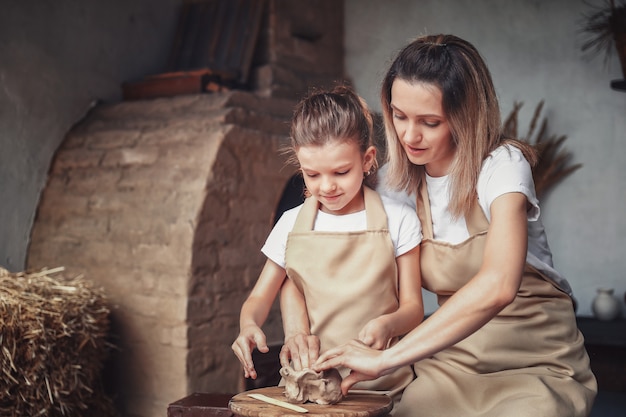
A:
26;1;345;416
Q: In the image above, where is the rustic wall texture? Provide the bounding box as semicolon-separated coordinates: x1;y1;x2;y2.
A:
27;92;293;416
25;1;345;416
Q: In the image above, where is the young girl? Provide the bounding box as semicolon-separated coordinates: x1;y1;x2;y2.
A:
313;35;597;416
231;85;424;398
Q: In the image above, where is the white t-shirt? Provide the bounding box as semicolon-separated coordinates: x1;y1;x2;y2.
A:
261;194;422;269
377;144;573;296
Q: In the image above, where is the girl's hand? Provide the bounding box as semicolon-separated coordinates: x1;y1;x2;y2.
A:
358;317;392;350
313;340;388;395
280;278;318;369
280;333;320;370
231;325;269;379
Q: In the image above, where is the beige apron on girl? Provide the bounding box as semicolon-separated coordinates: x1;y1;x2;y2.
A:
285;186;415;398
394;180;597;417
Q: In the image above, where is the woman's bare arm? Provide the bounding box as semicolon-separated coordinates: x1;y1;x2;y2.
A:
315;192;529;393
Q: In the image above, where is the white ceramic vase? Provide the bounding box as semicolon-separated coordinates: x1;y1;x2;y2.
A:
591;288;621;321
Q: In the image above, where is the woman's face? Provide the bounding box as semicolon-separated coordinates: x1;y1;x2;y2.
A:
297;139;376;215
390;79;456;177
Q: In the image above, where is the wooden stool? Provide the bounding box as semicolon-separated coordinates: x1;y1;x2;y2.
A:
167;392;234;417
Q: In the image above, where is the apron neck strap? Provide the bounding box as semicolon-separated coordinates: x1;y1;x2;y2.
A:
416;176;434;239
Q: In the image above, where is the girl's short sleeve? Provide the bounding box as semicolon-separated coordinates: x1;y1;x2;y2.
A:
260;206;300;268
396;203;422;257
381;196;422;257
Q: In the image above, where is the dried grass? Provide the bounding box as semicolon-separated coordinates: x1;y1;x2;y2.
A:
503;101;582;198
0;266;117;417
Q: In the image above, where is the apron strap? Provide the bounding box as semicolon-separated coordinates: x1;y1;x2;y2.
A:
364;186;389;230
416;177;434;239
291;194;319;232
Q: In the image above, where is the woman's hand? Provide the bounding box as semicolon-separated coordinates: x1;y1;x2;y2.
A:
231;325;269;379
280;333;320;370
313;340;389;395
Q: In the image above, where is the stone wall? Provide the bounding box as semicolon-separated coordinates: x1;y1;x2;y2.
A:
27;92;294;416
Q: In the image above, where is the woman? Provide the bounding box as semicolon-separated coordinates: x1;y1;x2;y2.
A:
307;34;597;416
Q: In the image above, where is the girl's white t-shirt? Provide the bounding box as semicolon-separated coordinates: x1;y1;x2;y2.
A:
261;194;422;269
378;144;573;296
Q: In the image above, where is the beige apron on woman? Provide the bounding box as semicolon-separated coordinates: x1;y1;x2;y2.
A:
285;186;415;398
394;180;597;417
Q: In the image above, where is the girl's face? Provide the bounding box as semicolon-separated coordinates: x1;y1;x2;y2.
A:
390;79;456;177
297;139;376;215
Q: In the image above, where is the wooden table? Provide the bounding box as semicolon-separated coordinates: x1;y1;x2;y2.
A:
229;387;393;417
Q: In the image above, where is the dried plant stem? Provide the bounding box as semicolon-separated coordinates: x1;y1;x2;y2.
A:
503;101;582;198
0;266;117;417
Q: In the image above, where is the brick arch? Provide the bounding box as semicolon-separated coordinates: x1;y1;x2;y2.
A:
187;124;292;393
27;91;294;416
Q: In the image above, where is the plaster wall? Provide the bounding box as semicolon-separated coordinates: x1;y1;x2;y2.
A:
0;0;179;270
345;0;626;317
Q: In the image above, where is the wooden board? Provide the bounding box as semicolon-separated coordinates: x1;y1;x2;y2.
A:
121;69;232;101
229;387;392;417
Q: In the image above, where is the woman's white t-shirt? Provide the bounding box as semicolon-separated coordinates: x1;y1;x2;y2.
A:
378;144;573;296
261;194;422;269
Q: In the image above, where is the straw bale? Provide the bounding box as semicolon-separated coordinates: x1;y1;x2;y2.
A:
0;266;117;417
